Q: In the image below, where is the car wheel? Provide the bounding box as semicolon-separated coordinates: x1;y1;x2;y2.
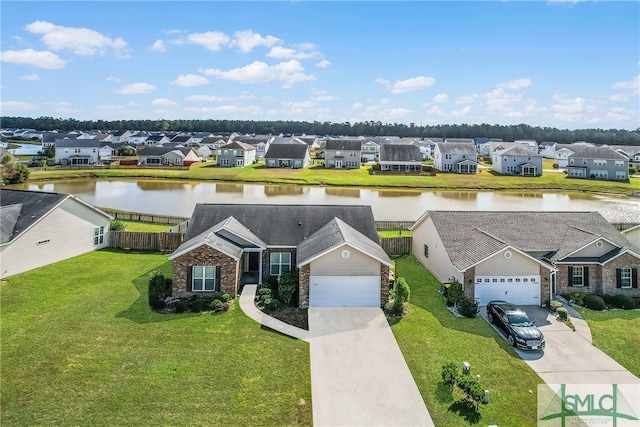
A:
487;312;494;324
507;334;515;347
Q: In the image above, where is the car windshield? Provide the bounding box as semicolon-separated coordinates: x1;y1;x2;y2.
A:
507;314;533;327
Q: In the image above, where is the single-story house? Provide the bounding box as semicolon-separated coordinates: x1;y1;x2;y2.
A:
216;141;256;167
138;146;201;166
264;144;310;169
410;211;640;306
0;189;112;278
379;144;423;172
168;204;393;308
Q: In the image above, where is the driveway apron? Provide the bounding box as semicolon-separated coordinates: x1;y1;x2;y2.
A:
309;307;434;427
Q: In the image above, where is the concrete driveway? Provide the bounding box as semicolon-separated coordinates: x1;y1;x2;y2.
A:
308;307;434;427
482;305;640;385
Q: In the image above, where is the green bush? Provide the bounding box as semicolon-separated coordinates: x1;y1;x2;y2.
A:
457;297;479;318
584;294;605;311
392;277;411;304
277;271;298;305
174;299;188;313
266;275;279;290
213;301;230;312
188;297;206;313
570;291;586;306
263;297;284;311
556;307;568;320
456;374;484;407
612;294;636;310
109;219;126;231
220;293;231;303
441;361;458;389
549;300;563;312
446;279;464;307
384;299;405;317
148;270;170;310
634;297;640;308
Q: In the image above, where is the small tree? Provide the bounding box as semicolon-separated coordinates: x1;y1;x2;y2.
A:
277;270;297;305
148;270;171;309
441;361;458;391
446;279;464;307
1;156;30;184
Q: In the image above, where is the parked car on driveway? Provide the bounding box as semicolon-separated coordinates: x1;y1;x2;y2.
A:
486;300;545;351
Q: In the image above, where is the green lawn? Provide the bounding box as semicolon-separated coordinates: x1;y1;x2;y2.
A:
27;162;640;195
378;229;412;238
0;250;312;426
573;307;640;377
390;256;542;426
118;220;173;232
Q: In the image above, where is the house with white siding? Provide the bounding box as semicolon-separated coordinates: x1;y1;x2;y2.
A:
55;139;100;165
0;189;112;278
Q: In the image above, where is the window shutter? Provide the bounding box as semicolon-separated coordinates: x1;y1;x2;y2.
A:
215;267;221;292
616;269;622;288
568;267;573;287
584;267;589;287
186;265;193;292
632;269;638;289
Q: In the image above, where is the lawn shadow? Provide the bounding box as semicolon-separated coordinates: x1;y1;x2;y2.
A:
448;399;482;424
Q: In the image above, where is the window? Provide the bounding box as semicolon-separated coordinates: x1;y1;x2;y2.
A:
618;268;632;289
74;148;81;154
615;160;625;167
571;266;584;286
270;252;291;275
423;244;429;258
593;159;607;166
616;171;627;180
192;266;218;291
94;226;104;245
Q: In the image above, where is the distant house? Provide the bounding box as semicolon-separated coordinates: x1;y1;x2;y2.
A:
216;141;257;167
492;144;543;176
145;135;170;146
129;132;149;145
201;136;230;152
191;132;214;145
111;130;132;144
264;144;310;169
434;142;478;174
379;144;423;172
0;189;112;278
324;139;362;169
361;140;381;161
43;132;76;148
171;135;194;146
138;146;200;166
554;144;576;168
513;140;538;153
538;141;557;159
195;145;213;160
410;140;432;160
55;139;100;165
564;145;629;181
612;146;640;168
621;224;640;249
234;136;272;158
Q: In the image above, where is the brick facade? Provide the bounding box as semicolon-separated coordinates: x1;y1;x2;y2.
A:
262;248;297;283
463;267;475;301
172;245;240;298
380;264;390;306
298;264;310;308
556;253;640;297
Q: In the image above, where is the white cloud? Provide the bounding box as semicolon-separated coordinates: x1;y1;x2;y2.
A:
551;93;597;122
106;76;120;82
267;46;318;60
232;30;280;53
25;20;129;57
172;74;210;87
456;94;479;104
311;95;339;102
611;75;640;94
188;31;230;51
432;93;448;103
151;98;179;107
19;74;40;81
450;106;472;118
316;59;330;68
377;76;436;94
0;48;67;69
114;83;156;94
352;102;364;110
375;78;389;85
199;60;315;85
497;78;531;90
0;100;37;113
385;108;412;119
97;104;124;110
149;39;166;52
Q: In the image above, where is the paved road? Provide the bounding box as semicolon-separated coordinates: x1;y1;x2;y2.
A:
308;307;434;427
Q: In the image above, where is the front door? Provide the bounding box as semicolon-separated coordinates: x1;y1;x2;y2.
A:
336;160;343;168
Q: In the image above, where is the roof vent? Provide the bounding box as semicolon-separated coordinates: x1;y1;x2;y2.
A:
298;222;302;226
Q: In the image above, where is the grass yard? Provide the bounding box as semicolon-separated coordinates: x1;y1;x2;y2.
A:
390;255;542;426
0;250;312;426
378;229;412;238
117;220;173;232
573;307;640;377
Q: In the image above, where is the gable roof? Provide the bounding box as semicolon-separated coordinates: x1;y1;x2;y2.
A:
494;145;541;157
297;217;392;267
412;211;639;271
264;144;309;160
221;141;256;151
325;139;361;151
379;144;422;162
556;144;626;160
185;204;379;247
138;146;194;157
55;139;100;148
435;141;476;155
43;132;77;143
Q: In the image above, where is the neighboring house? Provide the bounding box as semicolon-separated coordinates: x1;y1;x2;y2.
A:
433;142;478;173
43;132;76;148
138;146;200;166
129;132;149;145
264;144;310;168
145;135;170;146
191;132;214;145
612;145;640;168
111;130;132;144
324;139;362;168
513;140;538;153
0;147;12;162
444;138;474;144
195;145;213;160
216;141;257;167
554;144;575;168
621;225;640;250
361;140;381;161
379;144;423;172
564;145;629;181
0;189;112;278
411;140;432;160
98;143;117;161
538;141;557;159
492;145;543;176
234;137;272;158
171;135;193;146
168;204;393;308
93;133;114;144
54;139;100;165
410;211;640;306
201;136;230;152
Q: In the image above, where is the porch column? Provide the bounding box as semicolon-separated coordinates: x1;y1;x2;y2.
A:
258;250;263;285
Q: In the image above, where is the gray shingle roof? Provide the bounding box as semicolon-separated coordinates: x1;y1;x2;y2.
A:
55;139;100;148
325;139;361;151
494;145;541;157
435;142;476;155
264;144;308;160
138;146;194;156
379;144;422;162
0;189;68;244
556;144;627;160
221;141;256;151
421;211;638;270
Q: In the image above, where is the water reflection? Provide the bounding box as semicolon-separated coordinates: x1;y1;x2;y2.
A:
264;185;306;197
377;189;423;198
136;180;195;191
215;183;244;193
325;187;361;198
433;191;479;201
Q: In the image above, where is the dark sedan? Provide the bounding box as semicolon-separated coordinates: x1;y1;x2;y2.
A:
486;300;545;351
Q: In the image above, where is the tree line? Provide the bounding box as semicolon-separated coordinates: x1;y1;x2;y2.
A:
2;116;639;146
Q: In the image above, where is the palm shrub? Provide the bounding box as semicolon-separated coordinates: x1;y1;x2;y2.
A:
569;291;586;306
385;277;411;316
110;219;126;231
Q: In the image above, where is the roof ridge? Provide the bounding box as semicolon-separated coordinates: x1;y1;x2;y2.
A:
474;227;507;244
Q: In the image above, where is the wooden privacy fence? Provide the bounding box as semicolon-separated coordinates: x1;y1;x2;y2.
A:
376;220;415;230
100;208;188;225
380;236;412;256
109;231;184;251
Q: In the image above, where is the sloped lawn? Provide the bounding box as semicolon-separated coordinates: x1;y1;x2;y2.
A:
0;250;312;426
573;307;640;377
390;255;542;426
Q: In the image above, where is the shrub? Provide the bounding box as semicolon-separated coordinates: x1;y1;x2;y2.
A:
441;361;458;389
569;291;586;306
634;297;640;308
549;300;563;313
584;294;606;311
109;219;126;231
277;271;298;305
174;299;188;313
266;275;279;290
612;294;636;310
456;374;484;407
213;301;230;312
384;299;405;317
148;270;170;310
457;297;479;318
446;279;464;307
188;297;206;313
220;293;231;303
263;297;284;311
392;277;411;304
556;307;568;320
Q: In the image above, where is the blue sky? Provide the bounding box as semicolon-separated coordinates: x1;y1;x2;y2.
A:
1;1;639;130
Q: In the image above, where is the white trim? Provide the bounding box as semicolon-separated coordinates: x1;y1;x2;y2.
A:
621;224;640;234
211;225;266;249
556;248;640;266
297;241;394;268
460;246;557;273
168;240;241;261
561;236;620;259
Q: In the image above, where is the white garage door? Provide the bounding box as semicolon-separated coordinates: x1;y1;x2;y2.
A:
309;276;380;307
474;275;540;306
